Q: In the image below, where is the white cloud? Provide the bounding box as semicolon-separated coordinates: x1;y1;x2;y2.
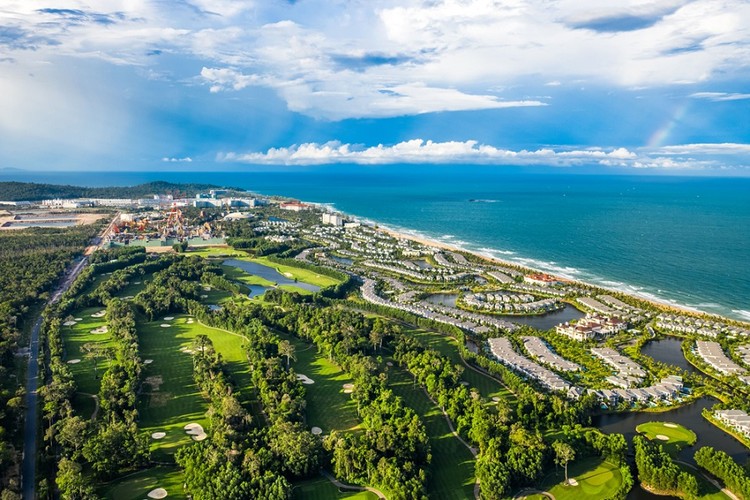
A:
690;92;750;101
219;140;750;169
162;156;193;162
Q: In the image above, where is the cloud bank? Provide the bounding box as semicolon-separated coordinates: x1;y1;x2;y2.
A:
219;140;749;170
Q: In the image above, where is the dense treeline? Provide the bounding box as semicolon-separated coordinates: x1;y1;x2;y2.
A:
633;435;698;499
694;446;750;499
0;181;239;201
0;225;98;498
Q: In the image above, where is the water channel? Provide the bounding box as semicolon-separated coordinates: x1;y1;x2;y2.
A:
223;259;321;292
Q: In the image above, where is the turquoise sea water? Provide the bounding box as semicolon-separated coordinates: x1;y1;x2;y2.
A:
2;167;749;321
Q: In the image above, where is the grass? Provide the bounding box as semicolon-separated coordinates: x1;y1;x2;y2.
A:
61;306;116;418
537;456;623;500
187;246;244;258
292;477;378;500
222;263;315;295
276;332;361;434
635;421;697;455
247;255;342;289
384;354;476;499
404;327;517;406
137;316;257;461
101;465;186;500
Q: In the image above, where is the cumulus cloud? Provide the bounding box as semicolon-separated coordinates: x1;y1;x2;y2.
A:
2;0;749;120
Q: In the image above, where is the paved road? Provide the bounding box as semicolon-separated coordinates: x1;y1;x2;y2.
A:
21;216;115;500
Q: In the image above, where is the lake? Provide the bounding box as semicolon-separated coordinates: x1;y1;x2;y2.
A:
640;337;695;374
223;259;321;292
423;293;458;307
505;303;586;330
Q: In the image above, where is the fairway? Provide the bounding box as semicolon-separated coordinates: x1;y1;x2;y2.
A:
538;456;623;500
61;306;116;418
385;354;476;499
636;421;697;455
102;466;186;500
278;332;361;434
249;255;342;288
292;476;379;500
137;316;256;461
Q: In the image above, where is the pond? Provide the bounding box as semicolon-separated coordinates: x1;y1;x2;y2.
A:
412;259;433;269
223;259;321;292
247;284;268;298
504;303;586;331
594;396;749;467
330;255;353;266
640;337;695;374
423;293;458;307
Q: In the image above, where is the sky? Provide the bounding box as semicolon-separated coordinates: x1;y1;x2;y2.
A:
1;0;749;173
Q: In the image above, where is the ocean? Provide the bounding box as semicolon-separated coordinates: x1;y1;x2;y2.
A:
2;167;749;321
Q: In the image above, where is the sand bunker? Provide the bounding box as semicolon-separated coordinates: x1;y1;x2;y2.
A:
151;432;166;439
134;281;141;285
144;359;154;365
147;488;168;499
664;423;678;428
164;316;174;321
656;434;670;441
311;427;323;435
568;478;579;486
63;320;77;326
296;374;315;385
145;375;163;391
66;359;81;364
386;361;393;367
91;311;106;318
90;326;108;334
180;346;194;355
186;319;194;324
160;324;171;328
460;381;470;386
492;397;501;402
343;383;355;394
74;318;83;321
184;423;207;441
200;294;208;299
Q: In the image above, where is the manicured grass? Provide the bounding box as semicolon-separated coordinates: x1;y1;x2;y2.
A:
247;256;342;288
188;246;244;258
635;421;697;455
101;465;186;500
137;316;256;461
277;333;361;434
405;327;517;406
61;306;116;418
384;354;476;499
222;263;314;295
538;456;623;500
292;477;378;500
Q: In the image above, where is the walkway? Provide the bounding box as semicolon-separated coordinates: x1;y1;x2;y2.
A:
321;470;387;499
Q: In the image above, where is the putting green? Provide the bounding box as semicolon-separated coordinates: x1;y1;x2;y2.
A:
539;456;623;500
636;421;696;454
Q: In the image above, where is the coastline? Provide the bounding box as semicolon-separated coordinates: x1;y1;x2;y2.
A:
376;224;743;323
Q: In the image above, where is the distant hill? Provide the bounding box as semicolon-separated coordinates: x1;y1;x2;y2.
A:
0;181;245;201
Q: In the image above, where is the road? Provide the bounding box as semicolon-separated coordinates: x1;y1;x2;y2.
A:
21;216;115;500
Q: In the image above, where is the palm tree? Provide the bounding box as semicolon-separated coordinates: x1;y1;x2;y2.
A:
553;440;576;484
278;340;296;369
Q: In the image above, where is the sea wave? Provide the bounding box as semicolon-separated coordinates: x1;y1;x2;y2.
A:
732;310;750;321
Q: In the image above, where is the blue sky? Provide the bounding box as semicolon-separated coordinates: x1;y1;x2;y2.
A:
0;0;749;173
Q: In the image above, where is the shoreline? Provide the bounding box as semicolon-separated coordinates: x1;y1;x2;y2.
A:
376;224;745;324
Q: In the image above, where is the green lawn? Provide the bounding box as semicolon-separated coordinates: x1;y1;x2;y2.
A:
101;465;186;500
635;421;697;455
247;255;342;288
384;354;476;499
277;332;361;434
222;263;315;295
405;327;517;405
188;246;245;259
61;306;116;418
137;316;256;461
538;456;623;500
292;477;378;500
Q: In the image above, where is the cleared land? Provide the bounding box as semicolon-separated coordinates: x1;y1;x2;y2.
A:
635;421;697;455
537;457;623;500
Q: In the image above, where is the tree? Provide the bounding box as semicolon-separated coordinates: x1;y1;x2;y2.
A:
56;457;96;499
278;340;296;369
553;440;576;484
